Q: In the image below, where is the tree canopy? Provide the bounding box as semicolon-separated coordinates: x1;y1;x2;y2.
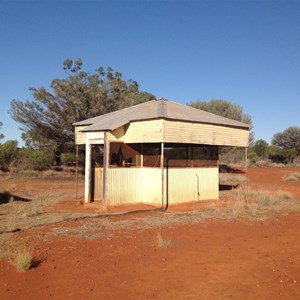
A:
188;99;254;146
0;121;4;142
0;140;18;171
272;126;300;152
252;139;269;158
10;59;155;158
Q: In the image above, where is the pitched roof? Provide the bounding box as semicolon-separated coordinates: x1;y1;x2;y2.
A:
73;98;251;132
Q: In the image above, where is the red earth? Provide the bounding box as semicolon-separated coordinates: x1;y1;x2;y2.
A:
1;167;300;299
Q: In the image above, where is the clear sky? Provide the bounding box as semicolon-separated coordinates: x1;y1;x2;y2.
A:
1;0;299;145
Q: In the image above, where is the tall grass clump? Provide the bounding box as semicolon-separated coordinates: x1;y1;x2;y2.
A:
10;248;33;272
283;172;300;182
226;187;300;220
219;173;247;184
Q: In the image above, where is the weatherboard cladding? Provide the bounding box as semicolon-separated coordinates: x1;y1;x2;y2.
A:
73;98;251;132
163;120;249;147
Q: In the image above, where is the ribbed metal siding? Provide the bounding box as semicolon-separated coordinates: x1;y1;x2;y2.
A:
106;168;162;205
105;167;219;205
167;168;219;202
94;167;103;200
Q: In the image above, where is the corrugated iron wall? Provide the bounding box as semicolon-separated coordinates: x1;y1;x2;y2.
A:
105;167;219;205
106;168;162;205
167;168;219;202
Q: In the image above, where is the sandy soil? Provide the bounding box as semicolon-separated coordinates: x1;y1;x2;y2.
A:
0;167;300;299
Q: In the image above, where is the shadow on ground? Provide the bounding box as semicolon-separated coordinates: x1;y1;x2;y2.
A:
219;184;239;191
0;192;32;205
219;164;245;174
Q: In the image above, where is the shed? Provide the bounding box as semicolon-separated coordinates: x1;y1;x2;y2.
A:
73;98;250;208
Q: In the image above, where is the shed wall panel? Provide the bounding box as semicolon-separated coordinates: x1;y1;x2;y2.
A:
164;120;249;147
105;167;219;205
86;132;104;144
94;167;103;200
106;168;162;205
108;126;125;142
75;126;87;145
167;168;219;201
124;120;163;143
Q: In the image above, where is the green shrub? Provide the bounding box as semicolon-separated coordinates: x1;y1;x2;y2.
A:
61;152;76;166
29;150;53;171
0;140;18;171
12;148;54;171
61;152;85;166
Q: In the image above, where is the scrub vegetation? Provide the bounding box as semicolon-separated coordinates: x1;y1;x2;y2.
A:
9;247;33;272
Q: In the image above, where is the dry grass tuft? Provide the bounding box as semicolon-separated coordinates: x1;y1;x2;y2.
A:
10;247;33;272
283;172;300;182
155;233;173;248
225;187;300;220
219;173;247;184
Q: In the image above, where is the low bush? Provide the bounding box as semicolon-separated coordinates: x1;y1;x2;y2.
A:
61;152;76;166
0;140;18;171
13;148;53;171
29;150;53;171
62;152;85;166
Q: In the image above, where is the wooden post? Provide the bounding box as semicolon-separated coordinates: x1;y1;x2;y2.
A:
160;142;165;209
245;147;248;202
102;132;109;207
84;136;92;203
75;145;79;200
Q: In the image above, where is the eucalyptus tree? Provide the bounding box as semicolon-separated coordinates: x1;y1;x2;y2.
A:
272;126;300;152
10;59;155;162
0;121;4;141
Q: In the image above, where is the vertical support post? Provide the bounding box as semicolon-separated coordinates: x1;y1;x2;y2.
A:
160;142;165;210
141;144;144;167
102;132;109;207
75;145;79;200
84;136;92;203
217;147;220;199
245;147;248;202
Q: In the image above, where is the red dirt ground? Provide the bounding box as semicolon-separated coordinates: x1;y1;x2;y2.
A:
1;167;300;299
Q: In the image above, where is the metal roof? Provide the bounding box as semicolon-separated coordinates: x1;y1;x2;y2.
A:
73;98;251;132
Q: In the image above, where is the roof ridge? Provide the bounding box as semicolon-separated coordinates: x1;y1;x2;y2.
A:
156;98;167;117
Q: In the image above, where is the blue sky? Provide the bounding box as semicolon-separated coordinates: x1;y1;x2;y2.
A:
1;0;299;145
